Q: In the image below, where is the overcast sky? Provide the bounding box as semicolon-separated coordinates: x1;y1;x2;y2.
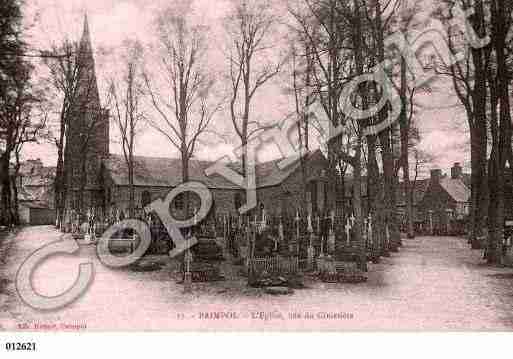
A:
21;0;470;177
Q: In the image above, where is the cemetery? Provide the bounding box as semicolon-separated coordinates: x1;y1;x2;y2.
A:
58;202;388;293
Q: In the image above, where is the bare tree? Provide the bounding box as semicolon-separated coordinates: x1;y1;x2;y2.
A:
289;0;369;270
11;99;49;224
288;38;315;210
41;40;84;226
225;0;282;174
393;0;424;239
485;0;512;264
108;39;145;218
435;0;490;249
0;0;28;226
144;5;221;217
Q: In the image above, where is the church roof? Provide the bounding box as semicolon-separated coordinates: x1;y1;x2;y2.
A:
104;150;325;189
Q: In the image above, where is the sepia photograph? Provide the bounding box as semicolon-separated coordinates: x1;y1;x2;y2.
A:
0;0;513;348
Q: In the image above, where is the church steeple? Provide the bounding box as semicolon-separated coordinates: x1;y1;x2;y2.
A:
80;13;93;53
64;12;109;209
75;12;101;119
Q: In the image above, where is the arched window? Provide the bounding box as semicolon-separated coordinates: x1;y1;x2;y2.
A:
141;191;151;207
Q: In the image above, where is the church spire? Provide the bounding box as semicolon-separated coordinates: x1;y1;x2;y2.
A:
79;12;92;55
77;12;99;104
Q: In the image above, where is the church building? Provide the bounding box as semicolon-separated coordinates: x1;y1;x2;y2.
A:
64;15;332;220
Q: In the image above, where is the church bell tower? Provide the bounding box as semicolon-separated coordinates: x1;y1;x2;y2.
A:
64;13;110;212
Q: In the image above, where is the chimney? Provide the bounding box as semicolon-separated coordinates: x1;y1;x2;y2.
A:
451;162;462;179
430;169;442;184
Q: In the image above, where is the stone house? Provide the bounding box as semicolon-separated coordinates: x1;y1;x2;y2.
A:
396;178;431;231
15;159;56;225
416;163;471;235
18;202;56;226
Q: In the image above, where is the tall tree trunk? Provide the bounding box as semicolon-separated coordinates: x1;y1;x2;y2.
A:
55;106;67;227
367;133;385;260
128;152;135;218
78;153;87;216
487;0;511;264
469;0;489;249
352;0;367;271
374;0;400;251
0;151;12;226
399;57;414;239
353;137;367;271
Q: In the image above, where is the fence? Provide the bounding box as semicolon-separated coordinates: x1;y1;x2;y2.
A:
249;256;299;275
70;205;389;261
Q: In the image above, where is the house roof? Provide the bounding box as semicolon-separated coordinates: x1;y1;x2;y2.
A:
105;150;325;189
440;177;471;203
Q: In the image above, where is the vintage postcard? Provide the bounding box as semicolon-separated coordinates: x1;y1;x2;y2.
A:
1;0;513;342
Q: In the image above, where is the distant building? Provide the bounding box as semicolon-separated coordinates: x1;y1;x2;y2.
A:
396;178;431;231
15;159;56;225
416;163;471;235
18;202;55;226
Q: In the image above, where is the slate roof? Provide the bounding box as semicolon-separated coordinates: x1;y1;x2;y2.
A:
105;150;325;189
440;177;471;203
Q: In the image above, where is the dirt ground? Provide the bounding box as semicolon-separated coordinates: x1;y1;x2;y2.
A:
1;226;513;331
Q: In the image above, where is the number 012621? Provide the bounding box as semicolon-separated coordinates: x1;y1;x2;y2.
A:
5;342;36;351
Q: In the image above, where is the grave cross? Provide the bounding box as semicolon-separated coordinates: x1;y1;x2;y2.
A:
345;218;352;246
368;214;373;246
363;217;368;244
278;219;284;242
294;210;300;251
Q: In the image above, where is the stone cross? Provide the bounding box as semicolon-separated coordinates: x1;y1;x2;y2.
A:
363;217;368;245
368;214;373;246
345;218;352;246
307;243;315;270
428;210;434;235
327;210;336;254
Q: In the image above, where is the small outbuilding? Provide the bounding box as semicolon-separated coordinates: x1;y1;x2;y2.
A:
19;202;56;226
